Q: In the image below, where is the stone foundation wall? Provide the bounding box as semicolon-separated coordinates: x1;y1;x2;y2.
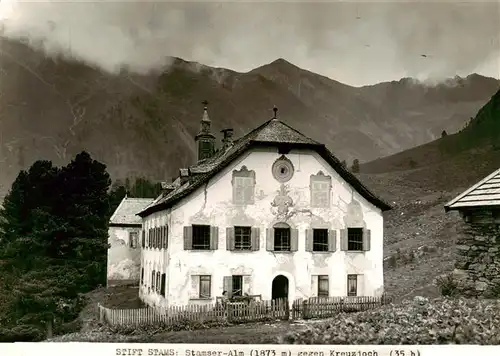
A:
453;222;500;297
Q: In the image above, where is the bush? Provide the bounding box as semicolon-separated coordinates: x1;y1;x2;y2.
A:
0;324;45;342
279;297;500;344
436;274;459;297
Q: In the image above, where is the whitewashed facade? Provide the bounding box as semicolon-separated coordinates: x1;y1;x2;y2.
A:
107;196;154;287
137;105;391;308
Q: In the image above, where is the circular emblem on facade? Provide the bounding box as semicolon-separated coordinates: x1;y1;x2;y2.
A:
272;156;294;183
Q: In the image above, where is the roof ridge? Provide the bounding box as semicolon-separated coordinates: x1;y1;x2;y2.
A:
444;167;500;210
109;196;127;223
277;120;322;145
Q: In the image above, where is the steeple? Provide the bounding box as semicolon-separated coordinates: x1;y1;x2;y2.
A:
195;100;216;161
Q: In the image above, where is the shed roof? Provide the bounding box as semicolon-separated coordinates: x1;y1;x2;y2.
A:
138;116;391;217
110;197;155;225
444;167;500;211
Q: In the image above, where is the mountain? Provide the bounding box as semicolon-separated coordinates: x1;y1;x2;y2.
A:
0;36;498;195
360;87;500;193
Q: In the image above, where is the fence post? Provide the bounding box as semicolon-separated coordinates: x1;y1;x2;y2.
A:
302;300;308;319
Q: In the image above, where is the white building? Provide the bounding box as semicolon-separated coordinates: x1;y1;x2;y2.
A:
137;104;391;308
107;196;154;287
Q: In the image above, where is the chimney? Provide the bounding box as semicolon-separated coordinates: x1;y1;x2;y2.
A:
221;128;234;150
160;181;175;195
179;168;190;185
195;100;216;162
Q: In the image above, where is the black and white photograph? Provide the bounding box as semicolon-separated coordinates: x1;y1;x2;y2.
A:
0;0;500;350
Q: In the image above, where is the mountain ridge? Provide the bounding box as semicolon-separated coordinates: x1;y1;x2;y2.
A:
0;36;498;196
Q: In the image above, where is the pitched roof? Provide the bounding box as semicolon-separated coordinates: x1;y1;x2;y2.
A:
138;117;392;217
445;167;500;211
110;197;155;225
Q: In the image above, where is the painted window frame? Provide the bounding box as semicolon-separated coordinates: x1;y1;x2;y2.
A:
310;171;332;208
232;166;256;205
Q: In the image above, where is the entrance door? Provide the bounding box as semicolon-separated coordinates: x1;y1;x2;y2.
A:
271;275;289;301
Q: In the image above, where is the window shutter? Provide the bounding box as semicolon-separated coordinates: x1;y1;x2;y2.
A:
210;226;219;250
251;227;260;251
340;229;348;251
290;228;299;252
362;228;371;251
242;275;251;295
328;229;337;252
190;275;200;298
160;273;166;296
310;275;318;297
183;226;193;250
226;227;235;251
223;276;233;297
266;228;274;251
142;230;145;248
163;226;168;249
305;229;313;252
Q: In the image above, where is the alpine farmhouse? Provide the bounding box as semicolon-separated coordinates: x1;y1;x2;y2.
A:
107;196;154;287
137;104;391;308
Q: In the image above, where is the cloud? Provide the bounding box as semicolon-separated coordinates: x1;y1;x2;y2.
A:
0;0;498;86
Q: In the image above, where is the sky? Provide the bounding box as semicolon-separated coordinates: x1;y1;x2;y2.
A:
0;0;499;87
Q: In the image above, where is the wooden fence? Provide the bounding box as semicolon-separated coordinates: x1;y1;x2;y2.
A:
98;295;390;327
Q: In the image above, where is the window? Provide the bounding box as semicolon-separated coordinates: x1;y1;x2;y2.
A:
140;267;144;285
232;275;243;296
234;226;251;250
151;271;155;290
192;225;211;250
347;274;358;296
318;275;329;297
313;229;328;251
310;171;331;208
141;230;145;248
274;228;291;251
232;166;256;205
129;231;138;248
156;271;161;293
184;225;218;250
148;228;152;248
347;228;364;251
199;275;211;298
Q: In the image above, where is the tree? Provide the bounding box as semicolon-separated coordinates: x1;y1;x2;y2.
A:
351;159;360;173
0;151;112;340
441;130;448;138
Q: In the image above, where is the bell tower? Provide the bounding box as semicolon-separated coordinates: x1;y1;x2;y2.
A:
195;100;216;161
